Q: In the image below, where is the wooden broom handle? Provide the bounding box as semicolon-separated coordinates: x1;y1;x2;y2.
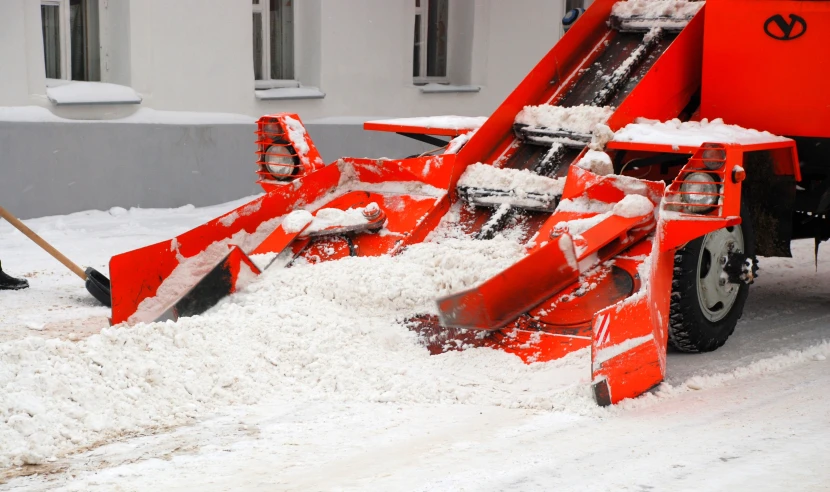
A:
0;205;87;280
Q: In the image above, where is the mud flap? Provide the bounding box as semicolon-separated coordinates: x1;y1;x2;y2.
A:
155;246;261;323
437;234;580;330
590;241;674;405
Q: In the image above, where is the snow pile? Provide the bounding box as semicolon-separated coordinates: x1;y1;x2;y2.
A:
515;105;614;135
575;150;614;175
612;195;655;218
368;116;487;131
0;236;605;468
613;118;791;147
283;116;310;157
611;0;703;20
458;163;565;196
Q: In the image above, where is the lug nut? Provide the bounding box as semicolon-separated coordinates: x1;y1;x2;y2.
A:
719;256;727;265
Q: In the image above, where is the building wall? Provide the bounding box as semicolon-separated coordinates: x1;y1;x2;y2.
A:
0;0;572;218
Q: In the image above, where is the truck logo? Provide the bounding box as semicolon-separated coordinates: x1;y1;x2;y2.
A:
764;14;807;40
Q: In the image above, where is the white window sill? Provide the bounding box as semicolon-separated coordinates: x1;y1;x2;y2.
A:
255;79;301;90
418;84;481;94
46;80;142;106
255;87;326;101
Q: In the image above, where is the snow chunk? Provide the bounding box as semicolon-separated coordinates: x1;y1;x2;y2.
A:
282;210;314;233
515;105;614;135
612;195;654;218
576;150;614;175
458;163;565;196
613;118;790;147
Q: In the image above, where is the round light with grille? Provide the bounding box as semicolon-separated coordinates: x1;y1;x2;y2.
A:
264;144;296;180
680;172;719;212
701;147;726;170
263;122;282;136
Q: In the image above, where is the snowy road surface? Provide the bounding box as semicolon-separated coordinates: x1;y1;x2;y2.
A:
1;199;828;491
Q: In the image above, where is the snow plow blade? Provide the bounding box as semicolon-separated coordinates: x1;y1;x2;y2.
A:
153;246;261;323
437;235;580;330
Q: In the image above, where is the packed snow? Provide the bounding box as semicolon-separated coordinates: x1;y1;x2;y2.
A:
457;163;565;196
0;106;256;124
45;82;142;105
282;116;311;157
515;104;614;135
611;0;704;20
613;117;791;147
1;198;828;490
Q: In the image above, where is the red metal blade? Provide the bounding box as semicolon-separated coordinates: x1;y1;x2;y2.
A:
250;223;309;256
437;234;580;330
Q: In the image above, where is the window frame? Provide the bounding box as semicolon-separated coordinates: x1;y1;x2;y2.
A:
253;0;296;84
413;0;450;85
41;0;70;80
41;0;100;82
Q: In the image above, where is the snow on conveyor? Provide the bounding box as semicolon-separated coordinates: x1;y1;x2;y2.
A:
515;105;614;135
613;118;791;147
457;163;566;196
611;0;704;20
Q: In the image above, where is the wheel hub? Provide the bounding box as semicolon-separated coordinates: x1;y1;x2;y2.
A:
696;226;745;322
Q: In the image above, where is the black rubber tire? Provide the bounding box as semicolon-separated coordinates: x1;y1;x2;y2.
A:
668;204;757;353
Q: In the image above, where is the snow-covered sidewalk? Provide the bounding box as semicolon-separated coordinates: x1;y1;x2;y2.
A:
1;199;829;491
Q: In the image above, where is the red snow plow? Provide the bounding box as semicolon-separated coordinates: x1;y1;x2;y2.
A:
108;0;827;406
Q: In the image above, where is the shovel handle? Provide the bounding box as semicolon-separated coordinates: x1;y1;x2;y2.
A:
0;205;87;281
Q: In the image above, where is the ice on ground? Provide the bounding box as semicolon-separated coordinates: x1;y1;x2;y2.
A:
515;104;614;135
457;163;565;196
613;117;791;147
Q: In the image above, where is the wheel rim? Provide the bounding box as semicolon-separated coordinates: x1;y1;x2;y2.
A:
696;226;744;322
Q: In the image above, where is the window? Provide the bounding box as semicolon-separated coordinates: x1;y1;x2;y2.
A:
253;0;295;82
40;0;100;81
413;0;449;84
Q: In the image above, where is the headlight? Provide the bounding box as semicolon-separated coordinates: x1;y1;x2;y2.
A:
680;172;719;212
263;122;282;136
264;144;297;180
701;145;726;170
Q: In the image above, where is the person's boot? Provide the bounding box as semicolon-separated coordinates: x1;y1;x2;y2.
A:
0;261;29;290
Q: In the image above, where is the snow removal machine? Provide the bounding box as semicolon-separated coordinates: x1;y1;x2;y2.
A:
106;0;830;405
